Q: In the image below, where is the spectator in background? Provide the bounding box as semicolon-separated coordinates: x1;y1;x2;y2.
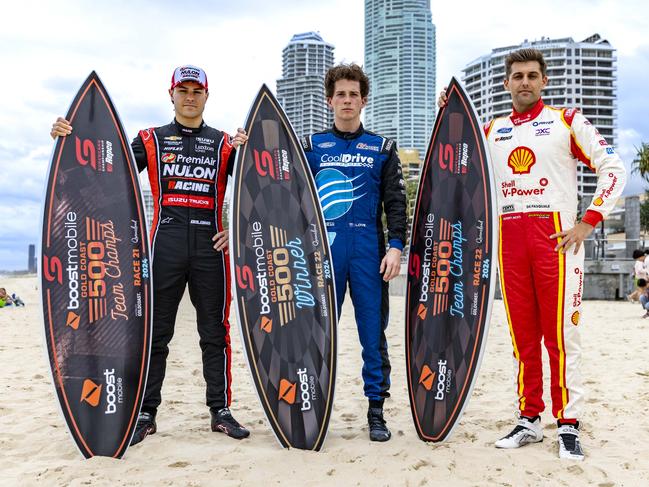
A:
0;288;25;307
627;249;647;302
637;278;649;318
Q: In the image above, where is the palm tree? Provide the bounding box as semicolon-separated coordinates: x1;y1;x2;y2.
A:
632;142;649;183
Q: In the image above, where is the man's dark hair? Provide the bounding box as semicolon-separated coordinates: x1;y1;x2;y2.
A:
638;278;647;287
505;48;547;78
633;249;645;259
325;63;370;98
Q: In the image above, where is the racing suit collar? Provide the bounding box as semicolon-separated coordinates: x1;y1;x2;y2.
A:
510;98;544;126
332;123;364;140
173;118;207;135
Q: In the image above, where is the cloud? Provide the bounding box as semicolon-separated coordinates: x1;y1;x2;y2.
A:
2;0;648;269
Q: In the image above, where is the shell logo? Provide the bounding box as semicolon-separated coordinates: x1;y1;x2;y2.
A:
593;197;604;207
571;311;580;326
507;146;536;174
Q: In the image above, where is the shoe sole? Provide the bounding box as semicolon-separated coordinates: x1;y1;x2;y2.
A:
495;437;543;449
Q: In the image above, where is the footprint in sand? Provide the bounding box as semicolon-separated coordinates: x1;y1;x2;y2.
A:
411;459;431;471
341;412;356;422
341;431;358;440
169;461;190;468
567;465;584;475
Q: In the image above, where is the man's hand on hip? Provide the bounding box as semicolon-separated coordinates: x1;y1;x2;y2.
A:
550;221;594;254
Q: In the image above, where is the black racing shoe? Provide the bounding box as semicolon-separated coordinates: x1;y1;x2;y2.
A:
130;411;156;446
367;407;391;442
210;407;250;440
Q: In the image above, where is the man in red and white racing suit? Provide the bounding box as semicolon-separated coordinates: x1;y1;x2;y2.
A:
485;50;626;460
442;48;626;460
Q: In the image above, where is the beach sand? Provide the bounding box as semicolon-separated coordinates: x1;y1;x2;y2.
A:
1;275;647;486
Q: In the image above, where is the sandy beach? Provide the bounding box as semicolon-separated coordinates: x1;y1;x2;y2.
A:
1;275;648;486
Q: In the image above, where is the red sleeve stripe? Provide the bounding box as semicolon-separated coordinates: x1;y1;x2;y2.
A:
570;133;595;171
216;134;232;232
140;129;161;247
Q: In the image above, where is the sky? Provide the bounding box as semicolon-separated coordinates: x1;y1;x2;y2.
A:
2;0;648;271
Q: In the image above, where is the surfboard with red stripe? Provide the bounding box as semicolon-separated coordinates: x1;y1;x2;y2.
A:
230;85;337;450
40;71;152;458
406;77;498;442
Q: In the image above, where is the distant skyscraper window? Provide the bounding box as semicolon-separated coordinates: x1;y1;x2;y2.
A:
364;0;437;156
277;32;335;136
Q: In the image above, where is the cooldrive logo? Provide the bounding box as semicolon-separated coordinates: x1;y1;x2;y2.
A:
315;169;365;220
320;153;375;168
438;142;469;175
246;221;317;328
75;137;114;173
254;148;291;181
413;213;467;318
508;147;536;175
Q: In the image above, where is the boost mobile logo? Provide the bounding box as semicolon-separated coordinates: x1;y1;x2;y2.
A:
278;379;296;404
419;365;435;391
80;379;102;407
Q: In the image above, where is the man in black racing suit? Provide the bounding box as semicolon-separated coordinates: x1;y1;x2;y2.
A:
51;65;250;445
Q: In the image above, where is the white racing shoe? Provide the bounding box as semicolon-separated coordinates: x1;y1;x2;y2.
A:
557;423;585;461
495;416;543;449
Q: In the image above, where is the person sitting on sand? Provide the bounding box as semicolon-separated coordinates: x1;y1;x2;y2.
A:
0;288;25;307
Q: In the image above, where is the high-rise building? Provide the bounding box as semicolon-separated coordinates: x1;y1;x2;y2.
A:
364;0;437;157
276;32;334;136
462;34;617;211
141;187;154;229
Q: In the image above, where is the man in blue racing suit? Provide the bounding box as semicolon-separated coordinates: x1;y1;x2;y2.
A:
302;63;407;442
